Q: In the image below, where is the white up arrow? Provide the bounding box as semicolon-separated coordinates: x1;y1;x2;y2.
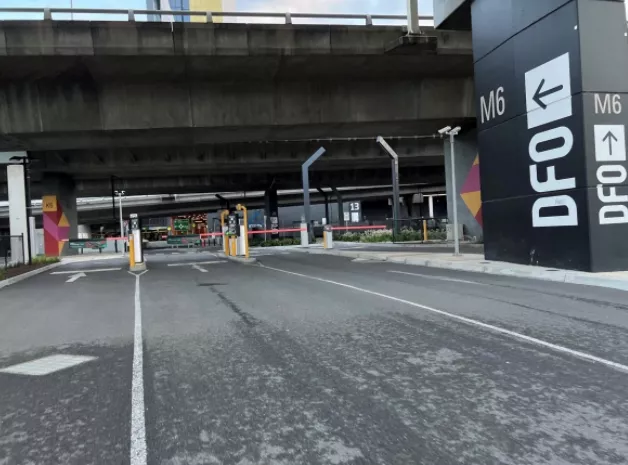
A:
66;272;87;283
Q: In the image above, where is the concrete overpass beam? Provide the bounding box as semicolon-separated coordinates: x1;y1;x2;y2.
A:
41;173;77;257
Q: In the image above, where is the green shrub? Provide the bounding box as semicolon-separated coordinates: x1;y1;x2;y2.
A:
32;256;60;265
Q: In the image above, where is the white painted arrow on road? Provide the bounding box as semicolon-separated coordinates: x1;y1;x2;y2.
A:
192;264;208;273
66;272;87;283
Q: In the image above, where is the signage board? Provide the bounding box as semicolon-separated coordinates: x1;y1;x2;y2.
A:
166;235;200;246
473;0;628;271
68;239;107;250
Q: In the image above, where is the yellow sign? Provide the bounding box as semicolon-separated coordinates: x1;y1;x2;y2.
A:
42;195;57;212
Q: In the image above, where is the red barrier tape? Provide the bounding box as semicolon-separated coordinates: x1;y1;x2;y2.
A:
330;225;387;231
249;228;306;235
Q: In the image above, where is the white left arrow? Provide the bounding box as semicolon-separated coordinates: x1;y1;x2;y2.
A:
66;272;87;283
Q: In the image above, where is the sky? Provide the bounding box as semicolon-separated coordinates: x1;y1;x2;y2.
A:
0;0;433;16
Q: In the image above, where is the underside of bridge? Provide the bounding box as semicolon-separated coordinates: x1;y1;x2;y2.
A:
0;19;474;253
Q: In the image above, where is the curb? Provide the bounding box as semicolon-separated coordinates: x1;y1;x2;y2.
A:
300;249;628;292
221;254;258;265
0;262;63;291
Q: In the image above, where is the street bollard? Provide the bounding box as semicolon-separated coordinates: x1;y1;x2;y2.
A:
323;225;334;249
300;222;309;247
423;219;428;242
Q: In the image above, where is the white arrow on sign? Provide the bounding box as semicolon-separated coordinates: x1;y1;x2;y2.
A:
525;52;572;130
66;272;87;283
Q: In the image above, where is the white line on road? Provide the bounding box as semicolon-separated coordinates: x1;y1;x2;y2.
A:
388;270;486;286
192;264;208;273
261;264;628;374
65;272;87;283
130;270;148;465
167;261;226;267
51;267;122;275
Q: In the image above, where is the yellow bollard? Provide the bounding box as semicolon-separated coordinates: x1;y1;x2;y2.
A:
423;219;428;242
323;230;328;249
230;236;237;256
129;235;136;269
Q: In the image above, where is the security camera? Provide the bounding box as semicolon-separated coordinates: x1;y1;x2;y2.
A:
438;126;452;135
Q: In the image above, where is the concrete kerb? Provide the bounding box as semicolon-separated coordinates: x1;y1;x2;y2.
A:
0;262;63;291
299;248;628;292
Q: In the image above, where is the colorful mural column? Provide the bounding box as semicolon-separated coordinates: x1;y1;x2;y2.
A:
43;195;71;257
42;175;77;257
460;156;483;228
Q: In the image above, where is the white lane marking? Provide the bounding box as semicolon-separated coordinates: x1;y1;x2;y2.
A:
0;354;96;376
261;264;628;374
66;272;87;283
388;270;486;286
51;267;121;275
192;264;208;273
167;261;226;267
130;270;147;465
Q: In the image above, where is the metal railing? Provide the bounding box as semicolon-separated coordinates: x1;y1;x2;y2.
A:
0;8;434;26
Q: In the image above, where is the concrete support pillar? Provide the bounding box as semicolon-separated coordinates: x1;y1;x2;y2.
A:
428;195;435;218
444;130;482;240
7;163;29;263
264;186;279;237
332;187;344;226
41;174;77;257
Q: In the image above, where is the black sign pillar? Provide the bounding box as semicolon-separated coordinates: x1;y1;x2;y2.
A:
473;0;628;271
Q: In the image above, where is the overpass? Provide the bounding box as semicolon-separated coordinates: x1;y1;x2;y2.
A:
0;184;442;228
0;8;473;255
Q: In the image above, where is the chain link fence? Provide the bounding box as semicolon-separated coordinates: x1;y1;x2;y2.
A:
0;234;25;270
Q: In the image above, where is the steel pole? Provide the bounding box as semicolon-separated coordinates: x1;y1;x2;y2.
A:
118;193;124;241
376;136;401;239
301;147;326;241
23;158;32;265
450;133;460;256
406;0;420;34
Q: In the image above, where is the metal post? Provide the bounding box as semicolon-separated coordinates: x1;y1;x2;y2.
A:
317;187;330;225
118;194;124;241
407;0;420;34
450;133;460;256
22;158;32;265
302;147;326;241
376;136;401;239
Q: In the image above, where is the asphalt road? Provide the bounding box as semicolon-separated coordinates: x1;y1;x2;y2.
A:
1;250;627;465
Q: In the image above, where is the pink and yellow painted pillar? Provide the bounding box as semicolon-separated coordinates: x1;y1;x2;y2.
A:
42;175;77;257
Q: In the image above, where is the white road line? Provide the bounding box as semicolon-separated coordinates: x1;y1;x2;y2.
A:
192;264;208;273
51;267;121;275
130;270;148;465
167;260;226;267
261;264;628;374
388;270;486;286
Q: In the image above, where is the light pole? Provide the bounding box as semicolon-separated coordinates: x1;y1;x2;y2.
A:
115;190;126;250
439;126;462;256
